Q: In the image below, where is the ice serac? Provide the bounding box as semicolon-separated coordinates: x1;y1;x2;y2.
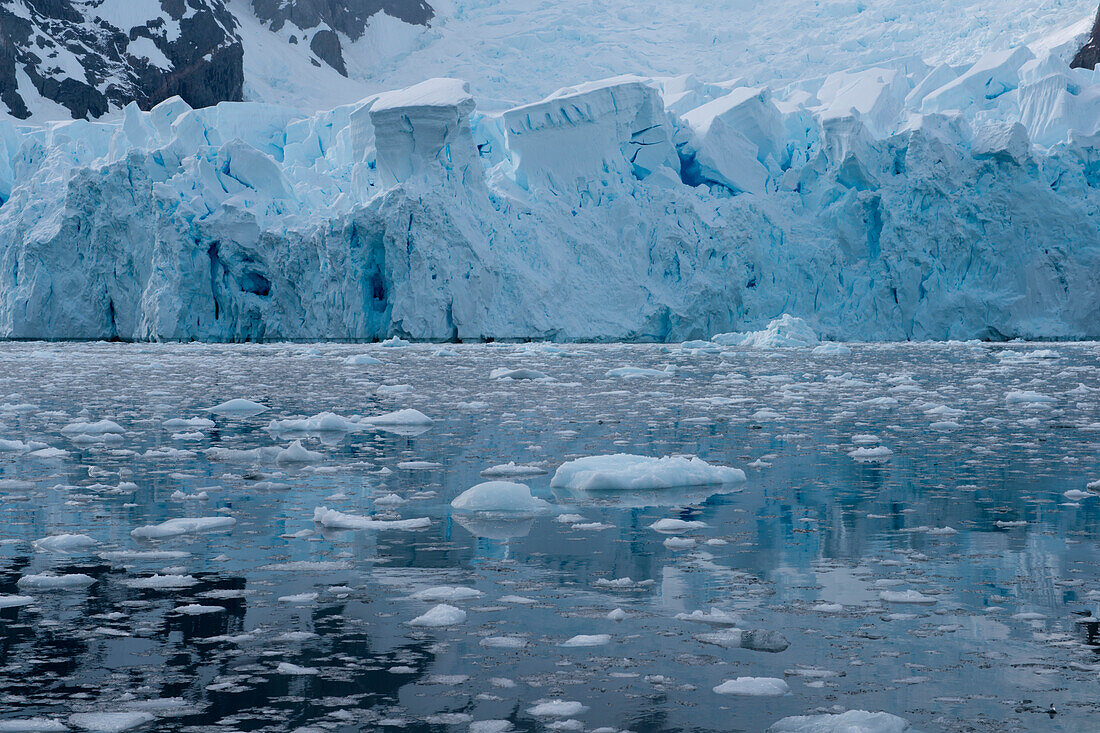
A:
503;76;680;193
370;78;479;189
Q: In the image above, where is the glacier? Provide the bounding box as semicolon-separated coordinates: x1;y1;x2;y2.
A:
0;23;1098;341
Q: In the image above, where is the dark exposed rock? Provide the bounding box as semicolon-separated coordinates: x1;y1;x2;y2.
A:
0;0;243;120
250;0;433;75
1071;4;1100;70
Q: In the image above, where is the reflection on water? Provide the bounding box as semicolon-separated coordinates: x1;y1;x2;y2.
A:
0;341;1096;732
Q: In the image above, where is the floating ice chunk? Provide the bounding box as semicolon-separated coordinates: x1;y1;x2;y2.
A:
768;710;912;733
275;440;323;464
675;608;743;626
344;354;382;365
163;417;215;429
34;533;98;553
879;590;937;604
17;573;95;590
1005;390;1056;404
0;719;68;732
408;603;467;627
848;446;893;462
1087;479;1100;492
481;636;527;649
560;634;611;647
411;586;483;602
131;516;236;539
606;608;627;621
313;506;431;531
713;316;819;348
29;447;69;459
0;595;34;608
469;722;513;733
268;412;358;433
526;701;589;718
67;712;155;732
480;462;548;478
205;399;269;416
362;409;434;427
397;460;442;469
713;677;789;696
451;481;551;513
124;574;197;589
490;368;551;380
278;593;317;604
812;343;851;356
696;628;790;653
649;518;707;533
61;420;124;435
276;662;320;675
551;454;745;491
174;604;224;615
1063;489;1091;501
606;366;673;378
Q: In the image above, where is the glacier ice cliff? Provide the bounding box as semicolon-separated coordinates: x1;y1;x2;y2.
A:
0;33;1098;342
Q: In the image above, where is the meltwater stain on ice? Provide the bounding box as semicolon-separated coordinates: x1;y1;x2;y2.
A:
0;341;1096;732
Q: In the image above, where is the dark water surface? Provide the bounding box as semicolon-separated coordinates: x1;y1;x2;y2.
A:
0;341;1097;733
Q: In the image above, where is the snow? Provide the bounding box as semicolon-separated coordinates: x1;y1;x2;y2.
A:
407;603;467;627
713;677;790;696
451;481;551;513
550;454;746;491
768;710;912;733
130;516;236;539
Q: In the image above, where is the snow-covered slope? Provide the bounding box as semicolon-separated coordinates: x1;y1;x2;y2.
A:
0;4;1097;342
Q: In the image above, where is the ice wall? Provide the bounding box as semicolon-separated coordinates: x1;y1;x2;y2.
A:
0;35;1098;342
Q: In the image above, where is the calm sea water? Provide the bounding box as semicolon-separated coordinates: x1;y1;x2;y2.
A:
0;341;1097;733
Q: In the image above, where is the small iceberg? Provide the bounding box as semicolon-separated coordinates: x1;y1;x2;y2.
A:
313;507;430;531
205;399;268;417
713;315;819;348
451;481;551;513
550;454;745;491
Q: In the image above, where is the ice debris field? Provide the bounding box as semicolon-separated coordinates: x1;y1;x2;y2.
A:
0;339;1097;731
0;4;1099;341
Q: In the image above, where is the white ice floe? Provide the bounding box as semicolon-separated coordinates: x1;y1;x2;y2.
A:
131;516;236;539
17;573;95;590
205;399;269;417
879;590;938;604
1005;390;1056;404
713;677;790;696
675;608;743;626
848;446;894;462
407;603;467;627
60;419;124;435
812;343;852;356
768;710;912;733
480;462;549;478
451;481;551;513
33;533;98;553
410;586;483;602
551;454;745;491
0;595;34;608
275;440;323;464
490;368;551;380
0;719;69;732
560;634;611;647
174;604;225;615
67;712;155;732
276;662;320;675
362;409;434;427
606;366;674;378
526;701;588;718
124;574;198;590
344;354;383;365
313;506;431;530
649;518;707;533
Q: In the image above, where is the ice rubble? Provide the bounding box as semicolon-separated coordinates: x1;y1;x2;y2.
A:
0;21;1099;342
